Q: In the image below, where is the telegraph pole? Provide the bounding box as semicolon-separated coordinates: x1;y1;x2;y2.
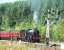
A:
45;8;61;47
45;9;50;46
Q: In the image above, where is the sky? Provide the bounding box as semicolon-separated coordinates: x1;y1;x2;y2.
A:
0;0;17;4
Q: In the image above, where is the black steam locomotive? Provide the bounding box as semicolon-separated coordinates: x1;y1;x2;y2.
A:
20;28;40;43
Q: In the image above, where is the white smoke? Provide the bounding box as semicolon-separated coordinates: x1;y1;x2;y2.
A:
33;11;38;24
31;0;41;24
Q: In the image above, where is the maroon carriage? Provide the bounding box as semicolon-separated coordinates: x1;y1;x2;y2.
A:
0;32;20;40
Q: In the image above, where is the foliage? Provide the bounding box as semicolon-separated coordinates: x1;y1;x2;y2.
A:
0;0;64;41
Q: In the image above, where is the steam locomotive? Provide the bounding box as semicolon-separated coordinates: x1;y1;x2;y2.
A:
0;28;40;43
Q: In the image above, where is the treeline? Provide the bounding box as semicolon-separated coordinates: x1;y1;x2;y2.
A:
0;1;32;31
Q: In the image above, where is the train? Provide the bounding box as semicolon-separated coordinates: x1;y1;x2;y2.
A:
0;28;40;43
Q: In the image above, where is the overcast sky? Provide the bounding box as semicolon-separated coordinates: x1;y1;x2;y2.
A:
0;0;17;4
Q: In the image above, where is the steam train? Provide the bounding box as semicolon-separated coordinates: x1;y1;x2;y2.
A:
0;28;40;43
